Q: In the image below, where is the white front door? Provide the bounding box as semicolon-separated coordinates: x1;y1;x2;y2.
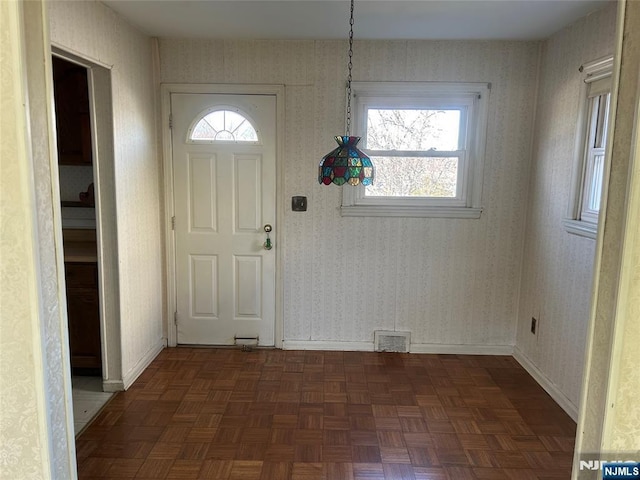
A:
171;93;276;345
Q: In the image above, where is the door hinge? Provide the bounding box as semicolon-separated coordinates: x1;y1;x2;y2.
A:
174;311;178;325
171;216;175;230
169;114;173;129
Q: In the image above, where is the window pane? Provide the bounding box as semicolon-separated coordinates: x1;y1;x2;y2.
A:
214;131;234;141
206;111;225;132
588;152;605;212
366;109;460;151
593;94;609;149
224;111;246;134
191;119;216;140
190;110;258;142
365;156;458;197
236;122;259;141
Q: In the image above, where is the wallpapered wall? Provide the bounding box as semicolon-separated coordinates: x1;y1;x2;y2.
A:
22;1;79;476
160;39;540;349
47;0;164;381
515;3;616;412
1;2;49;477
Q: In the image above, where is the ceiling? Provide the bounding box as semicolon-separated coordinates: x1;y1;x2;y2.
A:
102;0;611;41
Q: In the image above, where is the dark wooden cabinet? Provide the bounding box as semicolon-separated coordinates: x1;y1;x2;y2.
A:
52;56;92;166
65;262;101;373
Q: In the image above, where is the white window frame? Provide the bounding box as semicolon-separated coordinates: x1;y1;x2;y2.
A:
341;82;490;218
564;55;613;239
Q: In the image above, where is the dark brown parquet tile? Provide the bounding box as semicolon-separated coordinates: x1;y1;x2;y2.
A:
135;457;174;478
352;445;382;463
291;462;325;480
105;458;145;478
323;445;352;463
413;467;448;480
229;460;263;480
77;349;577;479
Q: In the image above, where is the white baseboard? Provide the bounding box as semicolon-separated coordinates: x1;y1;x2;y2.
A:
513;346;579;421
102;380;124;392
122;339;165;390
282;340;374;351
282;340;513;356
410;343;514;355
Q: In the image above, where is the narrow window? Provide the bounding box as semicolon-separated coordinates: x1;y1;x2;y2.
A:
580;92;610;223
564;56;613;239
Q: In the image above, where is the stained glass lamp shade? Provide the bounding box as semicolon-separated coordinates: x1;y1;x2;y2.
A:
319;136;374;186
317;0;374;187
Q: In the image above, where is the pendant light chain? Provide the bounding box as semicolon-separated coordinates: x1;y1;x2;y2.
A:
346;0;355;136
317;0;374;187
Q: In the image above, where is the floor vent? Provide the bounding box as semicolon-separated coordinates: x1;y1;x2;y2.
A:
374;331;410;353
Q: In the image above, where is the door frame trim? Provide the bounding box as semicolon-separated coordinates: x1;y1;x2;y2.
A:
161;83;285;348
52;47;123;390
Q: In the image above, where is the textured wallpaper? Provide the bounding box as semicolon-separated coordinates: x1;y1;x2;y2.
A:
516;3;616;411
160;38;540;348
48;0;164;380
0;2;47;477
23;1;79;476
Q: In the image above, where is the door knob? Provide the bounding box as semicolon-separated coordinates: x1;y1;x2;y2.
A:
263;224;273;250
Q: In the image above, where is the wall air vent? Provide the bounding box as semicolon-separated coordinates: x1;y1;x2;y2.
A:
374;330;410;353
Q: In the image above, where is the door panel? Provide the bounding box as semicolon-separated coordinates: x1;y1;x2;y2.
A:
235;255;262;317
189;155;218;232
172;93;276;345
235;154;261;232
190;254;218;317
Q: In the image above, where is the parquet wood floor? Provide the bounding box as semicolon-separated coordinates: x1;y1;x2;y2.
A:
76;348;576;479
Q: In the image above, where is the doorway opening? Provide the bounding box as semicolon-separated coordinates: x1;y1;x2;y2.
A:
51;50;122;434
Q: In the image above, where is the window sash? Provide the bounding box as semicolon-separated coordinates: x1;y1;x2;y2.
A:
579;92;610;224
364;149;463;158
565;55;613;238
358;98;470;203
581;149;605;223
362;106;468;152
365;154;466;201
342;82;490;218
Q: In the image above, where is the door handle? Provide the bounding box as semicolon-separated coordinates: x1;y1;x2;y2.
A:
263;224;273;250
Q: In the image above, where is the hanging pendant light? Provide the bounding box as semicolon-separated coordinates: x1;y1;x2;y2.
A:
318;0;374;186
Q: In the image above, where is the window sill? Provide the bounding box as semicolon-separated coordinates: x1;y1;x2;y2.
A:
340;205;483;219
563;219;597;239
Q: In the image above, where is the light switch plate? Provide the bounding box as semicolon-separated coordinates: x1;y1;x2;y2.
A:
292;196;307;212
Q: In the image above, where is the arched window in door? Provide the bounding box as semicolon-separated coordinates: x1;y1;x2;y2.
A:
188;108;259;143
